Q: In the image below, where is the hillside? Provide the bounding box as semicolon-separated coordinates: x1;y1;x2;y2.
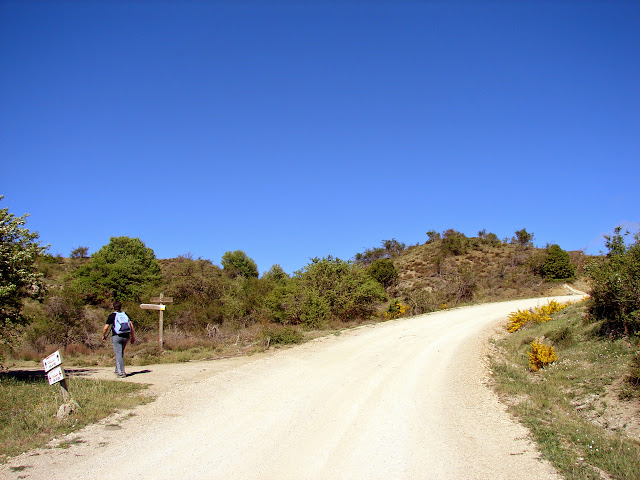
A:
380;234;591;314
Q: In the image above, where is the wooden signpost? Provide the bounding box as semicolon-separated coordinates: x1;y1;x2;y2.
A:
140;293;173;351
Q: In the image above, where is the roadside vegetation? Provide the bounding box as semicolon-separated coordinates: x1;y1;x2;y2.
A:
0;374;150;463
490;228;640;480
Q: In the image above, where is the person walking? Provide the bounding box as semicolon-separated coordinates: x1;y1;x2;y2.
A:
102;301;135;378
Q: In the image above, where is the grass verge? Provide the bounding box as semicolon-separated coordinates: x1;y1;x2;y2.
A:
0;374;151;464
489;302;640;480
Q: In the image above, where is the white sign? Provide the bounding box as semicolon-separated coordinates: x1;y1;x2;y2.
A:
47;366;65;385
140;303;166;310
43;350;62;372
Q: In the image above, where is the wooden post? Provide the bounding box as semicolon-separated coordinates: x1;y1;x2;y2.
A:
159;307;164;351
59;378;70;402
140;293;173;352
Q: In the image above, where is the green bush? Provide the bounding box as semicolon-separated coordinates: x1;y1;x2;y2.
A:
300;292;330;328
263;325;303;345
367;258;398;288
587;227;640;336
296;256;387;322
542;244;575;280
441;229;468;255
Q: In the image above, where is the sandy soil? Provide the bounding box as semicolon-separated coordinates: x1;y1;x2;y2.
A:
1;295;585;480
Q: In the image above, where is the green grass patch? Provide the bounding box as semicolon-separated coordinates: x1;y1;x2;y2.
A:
490;302;640;480
0;374;151;464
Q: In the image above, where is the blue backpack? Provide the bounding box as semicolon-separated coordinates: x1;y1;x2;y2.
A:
113;312;131;334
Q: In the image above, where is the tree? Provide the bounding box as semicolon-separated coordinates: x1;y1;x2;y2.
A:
513;228;534;247
70;246;89;259
426;230;441;243
587;228;640;336
73;236;161;303
541;244;575;280
382;239;406;258
262;264;289;285
442;229;468;255
0;197;48;354
354;239;406;266
221;250;259;278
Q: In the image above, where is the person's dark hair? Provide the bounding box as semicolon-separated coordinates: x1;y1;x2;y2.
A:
113;301;122;311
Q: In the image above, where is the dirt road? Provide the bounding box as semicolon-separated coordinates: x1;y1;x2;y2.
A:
1;295;584;480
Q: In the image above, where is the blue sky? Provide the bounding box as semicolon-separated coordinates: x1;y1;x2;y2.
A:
1;1;638;274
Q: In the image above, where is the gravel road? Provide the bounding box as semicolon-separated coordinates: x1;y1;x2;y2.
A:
1;295;584;480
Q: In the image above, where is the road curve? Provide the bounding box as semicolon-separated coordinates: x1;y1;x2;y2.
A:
1;295;584;480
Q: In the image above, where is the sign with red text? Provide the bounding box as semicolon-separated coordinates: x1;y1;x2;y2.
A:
47;366;65;385
42;350;62;372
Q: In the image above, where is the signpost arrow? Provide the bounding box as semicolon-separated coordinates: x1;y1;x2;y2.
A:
140;303;166;311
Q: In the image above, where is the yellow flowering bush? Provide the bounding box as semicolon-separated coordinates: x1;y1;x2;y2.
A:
385;300;408;319
528;338;558;371
507;309;535;333
507;300;568;333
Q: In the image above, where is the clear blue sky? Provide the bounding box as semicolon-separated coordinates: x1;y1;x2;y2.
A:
1;1;638;274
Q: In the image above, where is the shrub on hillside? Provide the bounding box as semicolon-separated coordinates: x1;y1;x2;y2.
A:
297;256;387;322
367;258;398;288
528;338;558;371
441;229;468;256
384;299;408;319
354;239;406;266
513;228;534;247
507;300;568;333
586;227;640;336
542;244;575;280
221;250;259;278
263;325;303;345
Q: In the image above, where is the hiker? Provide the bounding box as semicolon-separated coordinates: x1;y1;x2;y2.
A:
102;301;135;378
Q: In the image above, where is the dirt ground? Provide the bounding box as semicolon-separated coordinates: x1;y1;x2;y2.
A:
1;295;586;480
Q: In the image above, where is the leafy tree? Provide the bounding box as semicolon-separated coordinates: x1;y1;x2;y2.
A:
484;232;501;247
354;247;386;266
478;229;501;247
72;236;161;304
382;238;406;258
221;250;259;278
441;229;468;255
541;244;575;280
426;230;441;243
161;256;227;330
0;197;48;354
587;227;640;336
354;239;406;266
220;276;272;328
367;258;399;288
262;264;289;285
70;246;89;259
513;228;534;247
